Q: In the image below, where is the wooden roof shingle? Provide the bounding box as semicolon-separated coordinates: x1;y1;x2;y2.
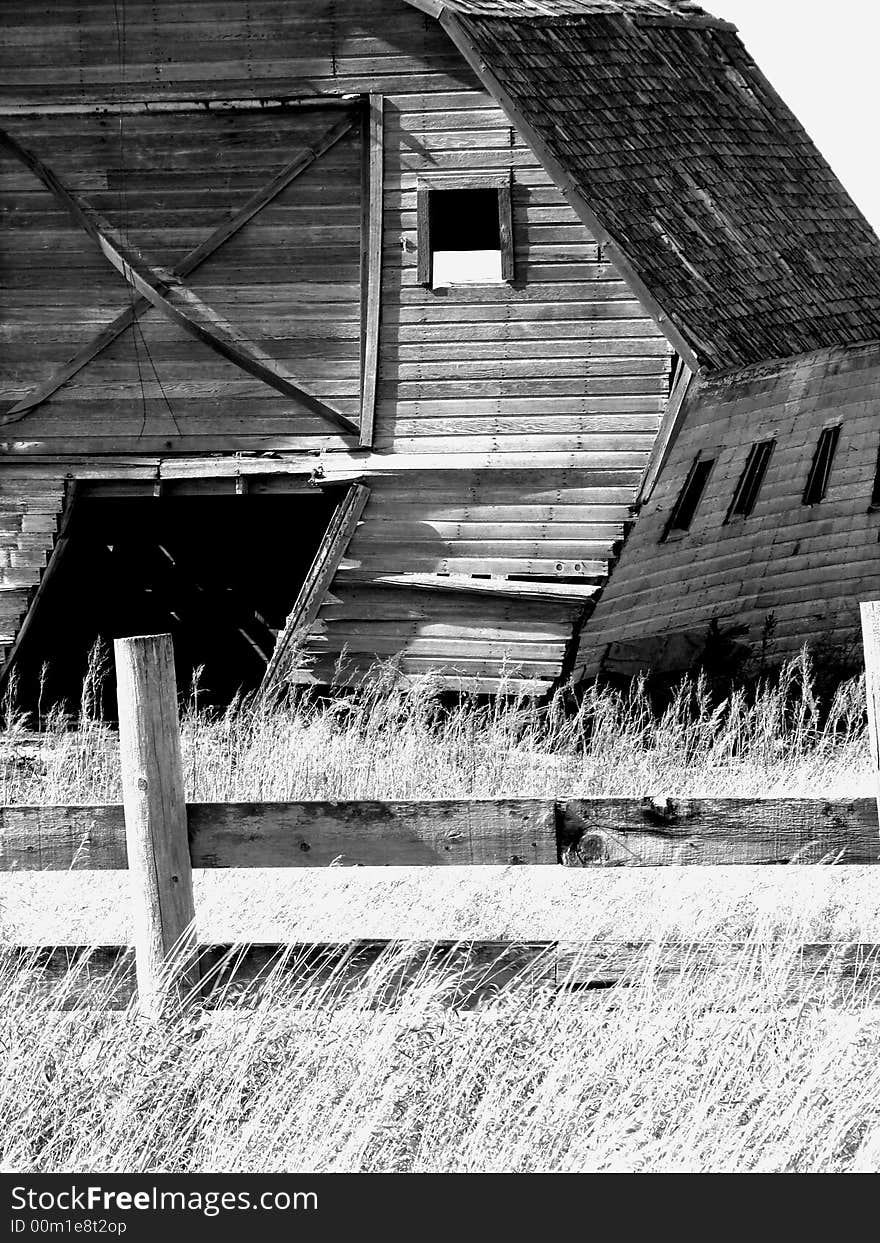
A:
418;1;880;371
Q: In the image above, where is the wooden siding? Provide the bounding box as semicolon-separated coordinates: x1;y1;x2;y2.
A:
576;342;880;680
0;0;671;694
0;105;364;450
0;475;65;667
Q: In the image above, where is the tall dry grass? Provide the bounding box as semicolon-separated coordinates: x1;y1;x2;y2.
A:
1;649;878;1174
3;936;880;1174
0;647;872;803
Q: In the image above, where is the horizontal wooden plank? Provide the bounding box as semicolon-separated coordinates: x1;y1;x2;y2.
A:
2;798;879;872
0;800;558;870
360;573;597;603
560;797;880;866
10;941;880;1009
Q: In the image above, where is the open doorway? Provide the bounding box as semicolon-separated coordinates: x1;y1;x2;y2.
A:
8;486;344;717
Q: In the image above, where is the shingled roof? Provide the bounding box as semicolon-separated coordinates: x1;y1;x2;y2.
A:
412;0;880;372
426;2;717;18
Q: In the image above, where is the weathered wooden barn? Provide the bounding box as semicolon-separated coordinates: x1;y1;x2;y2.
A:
1;0;878;705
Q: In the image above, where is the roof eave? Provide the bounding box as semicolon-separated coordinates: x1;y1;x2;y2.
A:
405;0;447;17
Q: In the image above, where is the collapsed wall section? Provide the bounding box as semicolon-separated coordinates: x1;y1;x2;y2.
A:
576;342;880;681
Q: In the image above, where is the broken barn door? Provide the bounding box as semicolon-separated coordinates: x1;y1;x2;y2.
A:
262;482;371;692
0;481;361;712
0;95;384;451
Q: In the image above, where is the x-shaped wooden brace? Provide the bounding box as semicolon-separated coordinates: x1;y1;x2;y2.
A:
0;111;360;436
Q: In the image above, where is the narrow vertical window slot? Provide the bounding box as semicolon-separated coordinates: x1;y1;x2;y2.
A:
803;425;841;505
662;455;715;539
726;439;775;521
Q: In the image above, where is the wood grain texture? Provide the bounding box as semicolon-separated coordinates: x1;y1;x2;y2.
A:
262;482;371;691
0;479;75;692
0;800;556;869
636;363;693;504
2;798;879;872
560;797;880;866
0;126;359;436
363;573;597;603
195;798;558;867
115;633;198;1016
358;93;384;446
1;110;358;424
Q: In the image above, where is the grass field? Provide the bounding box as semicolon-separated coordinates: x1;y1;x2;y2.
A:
2;651;879;1173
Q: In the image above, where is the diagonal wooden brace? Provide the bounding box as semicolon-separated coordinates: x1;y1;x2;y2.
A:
0;121;359;436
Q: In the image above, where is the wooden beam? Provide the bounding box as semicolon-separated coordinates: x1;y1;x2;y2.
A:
0;480;78;696
0;127;359;437
498;170;514;282
636;363;695;505
0;799;556;870
364;573;596;604
0;96;360;118
142;279;359;436
174;111;358;283
115;634;198;1018
433;9;704;375
261;482;371;691
11;940;880;1009
2;797;878;872
2;111;357;426
861;601;880;838
560;796;880;866
359;94;384;447
416;184;432;286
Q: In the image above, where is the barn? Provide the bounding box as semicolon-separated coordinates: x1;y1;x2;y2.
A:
1;0;877;708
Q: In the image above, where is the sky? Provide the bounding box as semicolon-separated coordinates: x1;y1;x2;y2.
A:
714;1;880;234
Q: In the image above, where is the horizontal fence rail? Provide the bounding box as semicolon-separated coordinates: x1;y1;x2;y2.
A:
6;941;880;1010
1;797;880;871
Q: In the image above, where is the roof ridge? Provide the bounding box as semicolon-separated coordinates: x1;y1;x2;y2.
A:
407;2;736;33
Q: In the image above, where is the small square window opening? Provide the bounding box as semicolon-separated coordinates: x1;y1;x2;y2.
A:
662;455;715;539
803;425;841;506
430;189;501;286
726;439;775;521
417;177;513;288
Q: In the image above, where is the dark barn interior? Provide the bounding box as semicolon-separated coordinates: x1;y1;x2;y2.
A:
9;490;341;716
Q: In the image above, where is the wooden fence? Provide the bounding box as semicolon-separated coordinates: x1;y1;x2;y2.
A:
3;605;880;1013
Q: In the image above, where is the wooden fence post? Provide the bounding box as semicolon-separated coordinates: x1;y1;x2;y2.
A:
861;602;880;837
114;633;198;1018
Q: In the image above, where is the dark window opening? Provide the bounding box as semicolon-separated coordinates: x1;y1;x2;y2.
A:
430;189;500;252
418;177;513;288
726;439;775;521
663;456;715;539
803;425;841;505
872;440;880;508
8;492;340;718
